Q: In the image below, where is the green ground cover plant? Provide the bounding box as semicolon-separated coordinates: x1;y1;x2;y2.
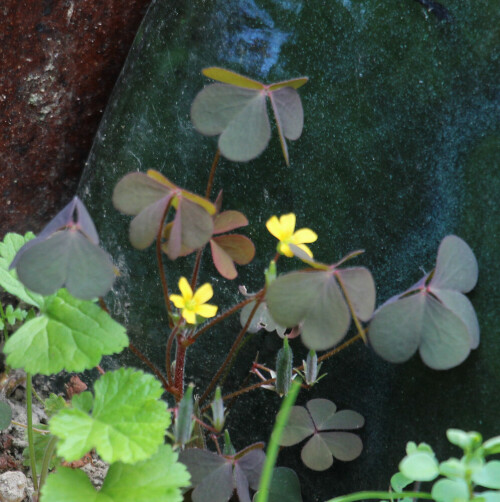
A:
0;67;487;502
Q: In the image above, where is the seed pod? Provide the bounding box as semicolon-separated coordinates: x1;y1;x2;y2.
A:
275;337;293;396
265;260;277;286
210;386;226;433
174;383;194;446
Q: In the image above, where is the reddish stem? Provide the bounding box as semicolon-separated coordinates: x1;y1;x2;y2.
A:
166;321;183;386
206;148;221;199
186;294;259;347
198;291;265;405
174;335;187;400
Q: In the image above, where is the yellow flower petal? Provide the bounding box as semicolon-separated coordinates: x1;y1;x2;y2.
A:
170;294;185;308
278;242;294;258
193;283;213;304
279;213;296;237
178;277;193;300
196;304;218;319
296;243;313;257
266;216;283;240
292;228;317;244
182;309;197;324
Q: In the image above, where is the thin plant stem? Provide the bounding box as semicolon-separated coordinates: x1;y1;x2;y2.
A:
256;379;302;502
324;491;433;502
166;320;183;386
128;342;176;396
174;335;187;399
156;199;174;327
233;441;265;460
206;148;221;199
198;292;265;405
189;148;221;290
335;272;367;343
187;294;259;346
202;379;275;413
10;421;50;434
38;435;58;491
26;373;39;492
0;302;9;343
316;333;363;364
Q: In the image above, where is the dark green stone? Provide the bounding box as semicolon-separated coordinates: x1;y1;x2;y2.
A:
79;0;499;499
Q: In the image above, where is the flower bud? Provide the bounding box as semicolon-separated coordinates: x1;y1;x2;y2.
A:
210;386;225;433
305;350;319;386
275;337;293;396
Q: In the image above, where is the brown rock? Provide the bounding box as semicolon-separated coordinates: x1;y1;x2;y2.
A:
0;0;151;238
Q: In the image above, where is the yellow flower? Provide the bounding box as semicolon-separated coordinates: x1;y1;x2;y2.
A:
170;277;218;324
266;213;317;258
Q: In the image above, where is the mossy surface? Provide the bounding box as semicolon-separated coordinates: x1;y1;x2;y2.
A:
79;0;499;499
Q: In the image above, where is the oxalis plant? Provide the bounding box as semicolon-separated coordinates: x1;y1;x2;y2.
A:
0;67;486;502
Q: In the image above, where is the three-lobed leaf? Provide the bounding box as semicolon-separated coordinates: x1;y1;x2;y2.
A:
113;170;215;259
368;235;479;370
50;368;170;464
41;444;190;502
191;67;308;165
279;399;364;471
3;289;128;375
0;232;45;308
9;198;116;300
267;263;375;351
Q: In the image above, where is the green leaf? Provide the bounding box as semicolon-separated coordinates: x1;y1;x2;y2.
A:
3;289;128;375
41;444;190;502
254;467;303;502
439;458;466;479
447;429;482;451
44;394;68;418
399;451;439;481
473;461;500;489
0;232;45;308
50;368;170;464
23;425;60;472
0;401;12;430
481;492;500;502
483;436;500;455
431;478;469;502
390;472;413;492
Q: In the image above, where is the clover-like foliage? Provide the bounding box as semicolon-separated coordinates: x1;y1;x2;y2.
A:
368;235;479;370
163;192;255;279
179;446;265;502
191;67;308;165
279;399;364;471
266;249;376;351
9;197;115;300
112;169;216;259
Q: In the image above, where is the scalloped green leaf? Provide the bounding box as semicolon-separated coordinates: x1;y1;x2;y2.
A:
278;406;315;446
41;444;190;502
390;472;413;492
3;289;128;375
50;368;170;464
0;232;45;308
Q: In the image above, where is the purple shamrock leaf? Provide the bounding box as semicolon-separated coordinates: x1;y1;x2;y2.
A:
9;197;115;300
179;445;265;502
368;235;479;370
279;398;364;471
